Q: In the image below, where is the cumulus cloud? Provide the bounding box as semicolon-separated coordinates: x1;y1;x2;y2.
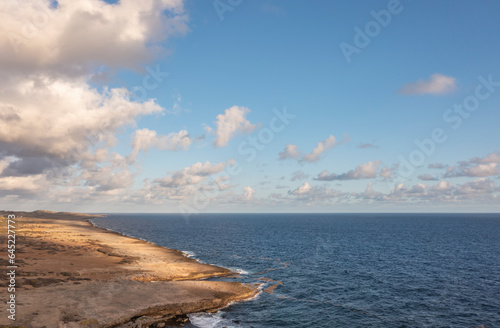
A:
315;160;381;181
463;163;500;177
243;186;255;200
432;180;453;192
470;151;500;164
278;144;300;160
357;178;499;204
0;78;164;197
444;152;500;178
155;161;228;188
213;106;256;147
0;78;163;162
302;135;337;162
288;181;346;203
289;182;312;196
79;163;135;192
286;178;496;205
278;135;345;163
0;0;189;203
212;176;231;191
0;174;49;195
455;178;496;195
127;159;236;204
276;175;498;207
398;74;457;95
380;165;397;179
0;0;188;79
130;128;191;159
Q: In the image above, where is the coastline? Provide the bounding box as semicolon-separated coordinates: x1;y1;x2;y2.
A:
0;210;259;328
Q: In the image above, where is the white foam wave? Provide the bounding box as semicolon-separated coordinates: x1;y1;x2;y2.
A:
182;250;196;258
188;312;237;328
181;250;203;263
229;267;249;275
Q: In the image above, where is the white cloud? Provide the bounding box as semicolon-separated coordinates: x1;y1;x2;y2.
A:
380;165;397;179
398;74;457;95
289;182;312;196
315;160;381;181
357;178;498;204
0;0;188;79
155;161;228;188
278;144;300;160
455;178;496;195
0;174;49;194
445;152;500;178
130;128;191;159
213;106;256;147
79;164;135;192
432;181;453;192
127;160;234;204
463;163;500;177
212;176;231;191
0;0;189;204
362;183;383;200
471;151;500;164
302;135;336;162
278;135;344;163
0;77;163;167
288;181;346;204
243;186;255;200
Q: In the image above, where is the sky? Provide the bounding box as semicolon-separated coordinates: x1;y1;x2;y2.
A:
0;0;499;213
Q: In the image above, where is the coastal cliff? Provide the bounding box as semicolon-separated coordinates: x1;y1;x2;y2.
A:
0;211;258;328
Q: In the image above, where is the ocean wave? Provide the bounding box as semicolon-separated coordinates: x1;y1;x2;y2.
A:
189;312;238;328
181;250;196;258
229;267;249;275
181;250;203;263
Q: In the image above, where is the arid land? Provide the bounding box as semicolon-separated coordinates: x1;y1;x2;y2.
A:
0;211;259;328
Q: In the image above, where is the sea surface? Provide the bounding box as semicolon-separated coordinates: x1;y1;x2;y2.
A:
91;213;500;328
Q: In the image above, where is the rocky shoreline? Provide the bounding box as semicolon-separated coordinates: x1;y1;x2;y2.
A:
0;210;259;328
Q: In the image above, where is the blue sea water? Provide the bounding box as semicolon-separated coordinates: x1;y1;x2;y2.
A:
91;213;500;328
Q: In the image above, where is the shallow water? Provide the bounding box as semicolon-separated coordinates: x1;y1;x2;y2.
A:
92;213;500;328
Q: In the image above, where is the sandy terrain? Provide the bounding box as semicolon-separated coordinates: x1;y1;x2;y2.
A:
0;211;259;328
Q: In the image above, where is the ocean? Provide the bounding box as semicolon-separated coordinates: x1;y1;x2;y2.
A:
91;213;500;328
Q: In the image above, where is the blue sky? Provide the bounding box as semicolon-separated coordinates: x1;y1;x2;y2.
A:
0;0;499;212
